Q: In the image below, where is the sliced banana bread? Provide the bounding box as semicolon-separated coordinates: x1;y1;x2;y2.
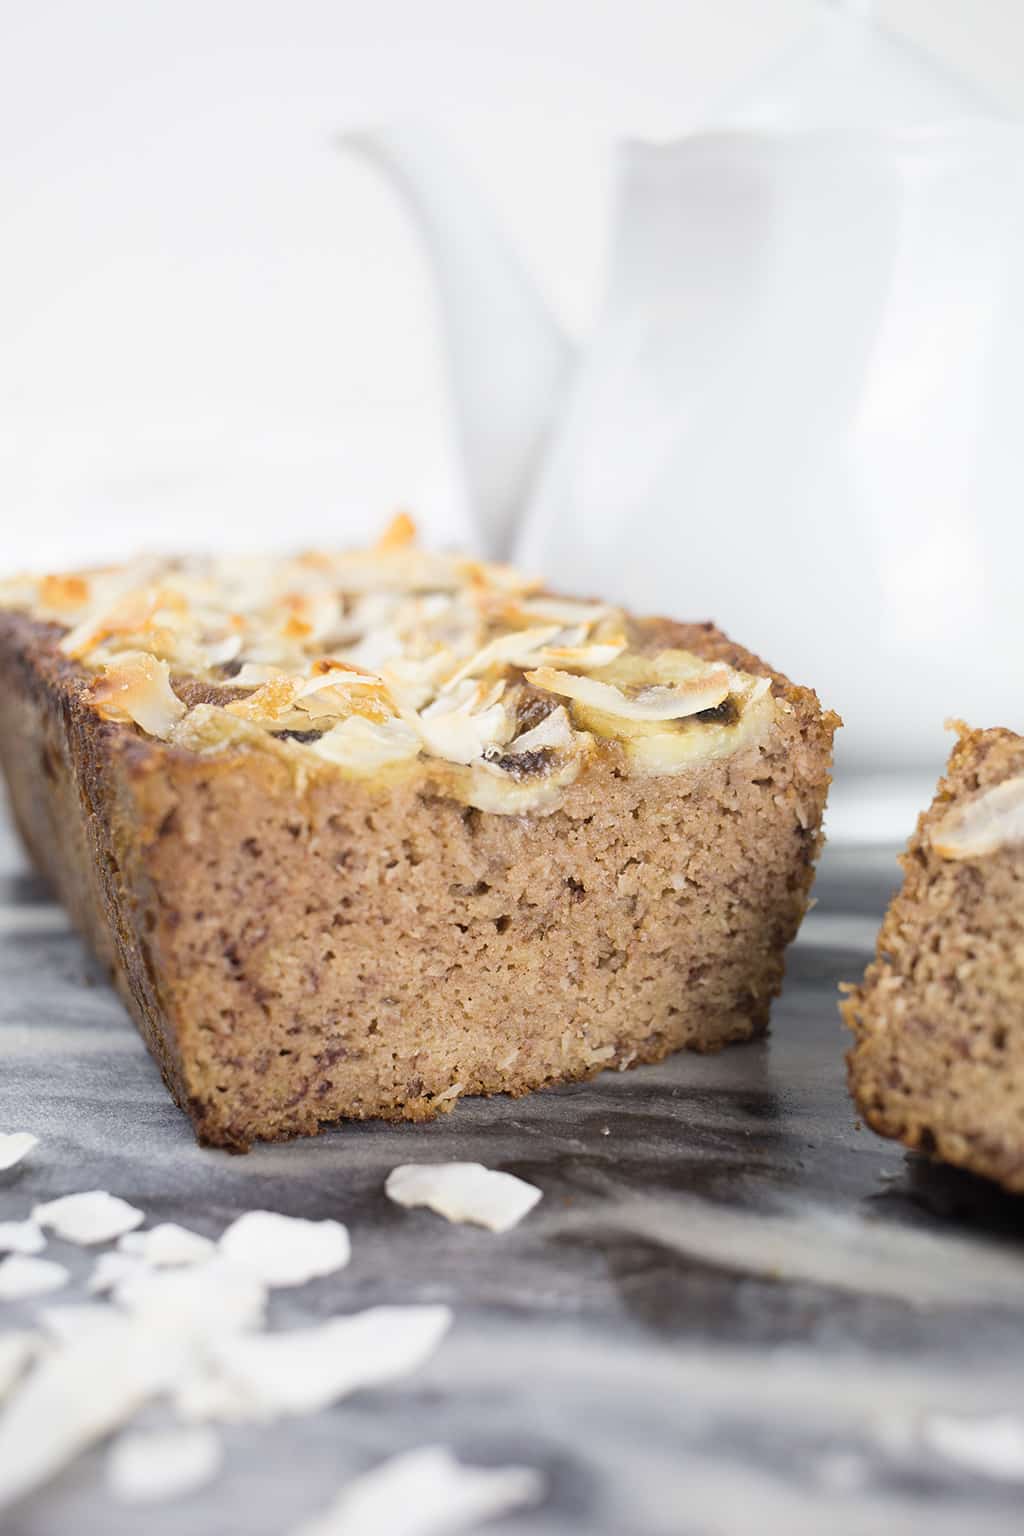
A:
844;724;1024;1192
0;518;837;1149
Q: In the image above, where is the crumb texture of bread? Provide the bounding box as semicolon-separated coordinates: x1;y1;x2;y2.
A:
0;532;837;1149
843;725;1024;1193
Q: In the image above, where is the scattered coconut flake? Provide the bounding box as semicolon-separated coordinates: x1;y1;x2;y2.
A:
0;1333;39;1402
179;1305;452;1424
930;776;1024;860
289;1445;545;1536
386;1163;542;1234
39;1304;126;1343
0;1254;70;1301
524;663;731;722
89;1251;148;1294
119;1223;216;1268
0;1221;45;1256
0;1317;188;1513
113;1258;267;1339
107;1426;223;1504
218;1211;351;1288
921;1413;1024;1481
32;1191;144;1245
0;1133;37;1171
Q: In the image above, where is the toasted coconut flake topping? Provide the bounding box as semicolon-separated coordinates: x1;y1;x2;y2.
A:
92;653;186;739
440;625;560;690
930;776;1024;860
6;519;774;795
312;715;420;772
525;662;732;721
507;704;575;754
411;680;515;766
375;510;418;551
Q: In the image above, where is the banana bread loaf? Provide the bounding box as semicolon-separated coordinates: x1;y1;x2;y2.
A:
843;724;1024;1192
0;518;837;1149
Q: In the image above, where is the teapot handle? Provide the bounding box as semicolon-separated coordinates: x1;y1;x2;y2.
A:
340;125;574;559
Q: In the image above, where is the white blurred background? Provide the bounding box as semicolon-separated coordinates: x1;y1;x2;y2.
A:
3;0;1022;566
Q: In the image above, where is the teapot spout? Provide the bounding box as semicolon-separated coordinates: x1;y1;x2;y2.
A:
342;125;573;559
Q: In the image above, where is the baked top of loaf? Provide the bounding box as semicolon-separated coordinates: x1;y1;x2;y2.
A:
0;516;789;816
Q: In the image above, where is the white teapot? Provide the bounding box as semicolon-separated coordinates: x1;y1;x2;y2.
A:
348;5;1024;771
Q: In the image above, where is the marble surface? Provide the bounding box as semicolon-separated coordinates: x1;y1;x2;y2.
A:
2;811;1024;1535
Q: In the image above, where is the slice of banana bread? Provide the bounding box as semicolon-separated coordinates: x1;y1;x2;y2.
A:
0;519;837;1149
843;724;1024;1192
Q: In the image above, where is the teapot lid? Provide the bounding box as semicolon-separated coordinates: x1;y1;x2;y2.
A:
717;1;1007;129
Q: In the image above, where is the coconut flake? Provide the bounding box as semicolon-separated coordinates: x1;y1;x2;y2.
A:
385;1163;542;1233
88;1251;148;1295
179;1305;452;1424
413;682;513;765
32;1190;145;1245
0;1221;45;1256
233;662;287;687
289;1445;545;1536
531;637;626;671
921;1414;1024;1481
0;1333;39;1402
113;1258;268;1339
39;1304;126;1343
91;652;186;738
441;626;560;690
107;1426;223;1504
517;596;614;626
930;776;1024;860
294;664;385;700
506;704;575;754
119;1223;216;1268
218;1211;351;1289
0;1132;37;1171
313;715;420;772
0;1254;70;1301
0;1317;188;1513
524;663;731;722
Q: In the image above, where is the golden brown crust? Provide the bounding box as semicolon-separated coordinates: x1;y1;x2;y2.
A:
842;724;1024;1192
1;605;836;1150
